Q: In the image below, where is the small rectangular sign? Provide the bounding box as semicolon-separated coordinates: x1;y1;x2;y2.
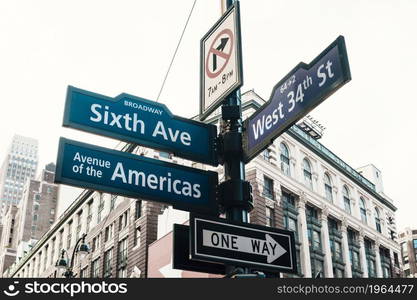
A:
64;86;218;166
173;224;226;275
243;36;351;163
190;214;297;273
200;1;243;120
55;138;219;214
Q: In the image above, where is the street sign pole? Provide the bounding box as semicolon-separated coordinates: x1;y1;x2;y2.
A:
219;0;252;276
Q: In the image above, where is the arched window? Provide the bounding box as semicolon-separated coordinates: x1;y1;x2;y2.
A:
343;185;351;214
280;143;290;176
360;197;367;224
375;207;382;233
303;159;313;189
324;173;333;202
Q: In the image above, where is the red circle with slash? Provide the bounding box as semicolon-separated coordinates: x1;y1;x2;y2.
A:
205;29;234;79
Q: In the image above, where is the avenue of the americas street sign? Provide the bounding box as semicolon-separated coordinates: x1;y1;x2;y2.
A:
243;36;351;163
190;214;297;273
55;138;219;215
200;1;243;120
63;86;218;166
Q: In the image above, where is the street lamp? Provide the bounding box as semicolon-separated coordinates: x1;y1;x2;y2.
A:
55;233;90;278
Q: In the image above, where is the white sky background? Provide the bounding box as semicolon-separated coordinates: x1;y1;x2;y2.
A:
0;0;416;230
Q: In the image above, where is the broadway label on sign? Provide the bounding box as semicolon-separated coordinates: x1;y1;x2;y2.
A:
55;138;218;214
243;36;351;163
200;1;243;120
190;214;297;273
64;86;218;166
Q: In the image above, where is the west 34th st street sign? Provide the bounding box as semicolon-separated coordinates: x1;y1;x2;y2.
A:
64;86;218;166
55;138;219;215
243;36;351;163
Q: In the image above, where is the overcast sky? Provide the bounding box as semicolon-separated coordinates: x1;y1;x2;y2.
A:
1;0;416;230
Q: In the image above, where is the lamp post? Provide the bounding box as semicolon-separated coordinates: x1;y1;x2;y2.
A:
55;233;90;278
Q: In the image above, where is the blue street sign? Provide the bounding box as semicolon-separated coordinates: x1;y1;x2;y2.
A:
55;138;219;214
63;86;218;166
243;36;351;163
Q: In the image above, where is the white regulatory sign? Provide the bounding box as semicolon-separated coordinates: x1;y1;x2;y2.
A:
199;2;243;121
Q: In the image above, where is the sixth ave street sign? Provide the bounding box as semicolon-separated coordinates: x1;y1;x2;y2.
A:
243;36;351;163
190;214;297;273
63;86;218;166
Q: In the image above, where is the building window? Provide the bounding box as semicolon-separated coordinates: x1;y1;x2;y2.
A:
262;149;271;162
359;197;367;224
67;221;73;249
282;191;296;208
51;238;56;263
265;207;275;227
323;173;333;202
374;207;382;233
117;238;128;278
307;227;321;250
43;246;48;271
76;211;82;241
342;186;351;214
86;200;93;232
401;242;408;256
303;159;313;189
280;143;290;176
263;176;274;199
110;195;117;210
312;259;324;278
80;267;88;278
105;224;114;243
134;227;141;247
306;205;318;221
382;266;390;278
349;248;360;270
92;234;101;253
284;216;297;232
333;268;344;278
119;210;129;231
98;193;105;223
330;239;343;261
413;239;417;249
91;259;100;278
367;259;376;278
135;200;142;220
312;230;321;250
103;248;113;278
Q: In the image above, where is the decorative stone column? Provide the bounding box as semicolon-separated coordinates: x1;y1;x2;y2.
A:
374;239;383;278
341;217;352;277
358;229;369;278
297;193;311;277
320;206;333;277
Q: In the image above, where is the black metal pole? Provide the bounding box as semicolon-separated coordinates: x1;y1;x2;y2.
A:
221;0;250;276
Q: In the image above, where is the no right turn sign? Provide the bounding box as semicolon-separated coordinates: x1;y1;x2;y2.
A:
200;1;243;121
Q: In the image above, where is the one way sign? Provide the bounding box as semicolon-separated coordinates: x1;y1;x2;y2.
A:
190;214;297;273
